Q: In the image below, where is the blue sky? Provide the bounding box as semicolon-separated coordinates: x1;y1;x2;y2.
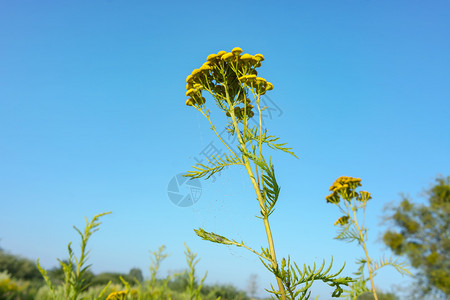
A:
1;0;449;298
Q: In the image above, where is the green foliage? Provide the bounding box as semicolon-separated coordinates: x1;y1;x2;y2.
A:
184;243;207;300
201;283;249;300
325;177;410;300
356;291;399;300
90;272;128;286
0;249;43;281
382;176;450;298
0;270;25;299
128;268;143;283
36;211;112;300
264;257;351;300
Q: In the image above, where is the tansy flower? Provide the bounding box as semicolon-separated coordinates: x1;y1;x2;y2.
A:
106;291;128;300
200;64;212;71
266;82;274;90
191;69;202;79
186;88;196;97
221;52;234;61
255;77;267;85
217;50;227;57
254;54;265;62
231;47;243;55
358;191;372;202
206;54;218;62
240;53;254;61
186;98;195;106
325;193;340;204
334;215;350;226
238;74;257;85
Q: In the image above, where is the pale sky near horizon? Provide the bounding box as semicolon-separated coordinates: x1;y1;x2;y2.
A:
1;1;449;298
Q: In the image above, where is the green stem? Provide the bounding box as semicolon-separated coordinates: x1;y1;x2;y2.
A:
351;206;378;300
223;88;286;300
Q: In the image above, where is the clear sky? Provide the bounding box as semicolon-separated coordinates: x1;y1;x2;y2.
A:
1;0;449;298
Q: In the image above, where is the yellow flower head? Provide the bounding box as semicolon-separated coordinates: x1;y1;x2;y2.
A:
334;215;350;226
254;54;265;62
255;77;267;85
186;74;194;84
238;74;257;85
266;82;274;90
231;47;243;55
106;291;128;300
206;53;218;62
191;68;202;77
186;88;196;97
200;64;212;71
240;53;254;61
217;50;227;57
186;83;193;90
186;98;195;106
221;52;234;61
358;191;372;202
325;192;340;204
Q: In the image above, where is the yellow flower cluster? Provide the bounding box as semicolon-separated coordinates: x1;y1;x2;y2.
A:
325;176;362;204
226;104;255;119
333;215;350;226
106;290;128;300
185;47;273;120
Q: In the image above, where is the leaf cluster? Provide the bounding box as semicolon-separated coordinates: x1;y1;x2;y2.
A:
264;257;352;300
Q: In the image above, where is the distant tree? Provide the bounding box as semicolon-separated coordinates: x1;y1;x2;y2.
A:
383;176;450;298
167;271;189;292
201;283;249;300
357;290;399;300
90;272;126;286
128;267;143;283
0;251;42;281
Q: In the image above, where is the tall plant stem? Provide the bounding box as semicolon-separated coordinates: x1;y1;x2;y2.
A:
228;121;286;299
352;208;378;300
223;84;286;300
243;157;286;300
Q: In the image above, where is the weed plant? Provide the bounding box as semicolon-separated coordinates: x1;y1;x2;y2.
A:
184;47;353;299
325;177;411;299
37;212;112;300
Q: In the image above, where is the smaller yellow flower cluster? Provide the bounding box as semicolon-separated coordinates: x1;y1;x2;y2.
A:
325;176;362;204
106;290;128;300
238;75;273;95
333;215;350;226
186;83;206;106
358;190;372;202
226;104;255;119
